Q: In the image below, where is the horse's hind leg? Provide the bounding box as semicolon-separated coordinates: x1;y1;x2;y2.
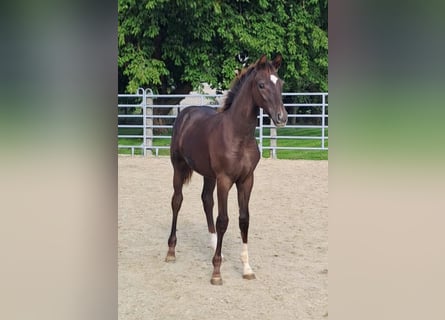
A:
201;176;217;250
165;159;192;262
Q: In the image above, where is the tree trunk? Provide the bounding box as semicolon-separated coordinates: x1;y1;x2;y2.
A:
152;82;193;133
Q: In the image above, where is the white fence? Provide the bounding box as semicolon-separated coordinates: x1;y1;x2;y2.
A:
118;88;328;158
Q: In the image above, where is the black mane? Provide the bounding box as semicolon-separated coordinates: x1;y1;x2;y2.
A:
219;65;256;112
219;60;276;112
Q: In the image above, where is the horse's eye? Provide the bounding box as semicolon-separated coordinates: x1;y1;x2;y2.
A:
258;83;265;89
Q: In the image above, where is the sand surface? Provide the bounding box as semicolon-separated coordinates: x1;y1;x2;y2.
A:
119;156;328;319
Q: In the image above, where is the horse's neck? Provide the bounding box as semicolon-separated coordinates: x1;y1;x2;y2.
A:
226;80;258;136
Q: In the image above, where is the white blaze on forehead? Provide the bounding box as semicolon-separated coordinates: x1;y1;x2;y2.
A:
270;74;278;85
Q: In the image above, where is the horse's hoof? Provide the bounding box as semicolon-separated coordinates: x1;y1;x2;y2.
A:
242;273;256;280
165;254;176;262
210;277;223;285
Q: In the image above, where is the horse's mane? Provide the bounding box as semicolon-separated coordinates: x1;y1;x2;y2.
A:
218;57;278;112
218;64;257;112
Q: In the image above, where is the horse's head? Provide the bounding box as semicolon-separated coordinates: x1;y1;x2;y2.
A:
252;54;287;128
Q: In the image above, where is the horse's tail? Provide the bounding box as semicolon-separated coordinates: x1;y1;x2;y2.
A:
170;149;193;185
173;156;193;185
182;165;193;185
170;107;196;185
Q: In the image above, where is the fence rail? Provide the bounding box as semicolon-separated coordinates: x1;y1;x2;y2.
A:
118;88;328;158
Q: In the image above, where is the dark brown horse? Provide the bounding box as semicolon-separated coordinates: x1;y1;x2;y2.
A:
165;54;287;285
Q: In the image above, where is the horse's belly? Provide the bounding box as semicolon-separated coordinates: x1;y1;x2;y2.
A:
182;152;214;178
181;138;216;178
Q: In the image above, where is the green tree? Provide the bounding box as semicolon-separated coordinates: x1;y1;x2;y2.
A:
118;0;328;95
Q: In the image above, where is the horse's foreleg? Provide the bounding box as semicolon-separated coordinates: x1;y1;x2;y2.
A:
240;243;255;279
211;176;233;285
237;174;256;280
201;176;217;249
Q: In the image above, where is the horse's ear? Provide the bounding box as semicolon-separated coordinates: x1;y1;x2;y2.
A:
272;54;282;70
257;54;267;68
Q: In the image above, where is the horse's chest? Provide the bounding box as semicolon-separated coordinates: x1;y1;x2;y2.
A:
208;133;259;177
239;145;259;164
230;142;260;175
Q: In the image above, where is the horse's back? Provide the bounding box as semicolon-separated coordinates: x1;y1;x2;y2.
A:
181;104;215;120
171;106;219;175
172;105;217;140
173;106;216;130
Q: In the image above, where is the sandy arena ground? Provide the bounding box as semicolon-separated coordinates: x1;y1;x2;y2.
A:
118;156;328;319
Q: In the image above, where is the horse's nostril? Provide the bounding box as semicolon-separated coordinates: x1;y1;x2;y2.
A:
277;112;282;121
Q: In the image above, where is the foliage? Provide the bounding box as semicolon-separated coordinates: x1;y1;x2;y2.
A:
118;0;328;94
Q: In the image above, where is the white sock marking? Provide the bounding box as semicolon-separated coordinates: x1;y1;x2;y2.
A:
270;74;278;85
240;243;254;276
209;233;223;258
210;233;217;250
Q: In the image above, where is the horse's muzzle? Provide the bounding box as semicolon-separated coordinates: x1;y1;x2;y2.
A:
273;111;288;128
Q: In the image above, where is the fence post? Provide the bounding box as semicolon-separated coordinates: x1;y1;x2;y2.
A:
258;108;263;158
144;89;153;156
321;93;326;150
270;126;277;159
